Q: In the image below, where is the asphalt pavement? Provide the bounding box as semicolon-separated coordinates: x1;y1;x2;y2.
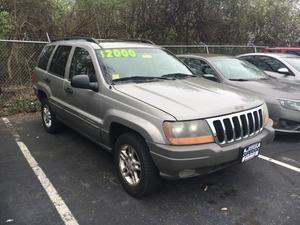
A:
0;113;299;225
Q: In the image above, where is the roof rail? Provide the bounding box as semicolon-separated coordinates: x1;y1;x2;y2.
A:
97;39;155;45
51;37;99;44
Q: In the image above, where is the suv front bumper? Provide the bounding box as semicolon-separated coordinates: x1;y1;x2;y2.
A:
148;122;274;179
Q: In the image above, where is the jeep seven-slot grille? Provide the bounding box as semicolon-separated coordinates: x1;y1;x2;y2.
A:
206;107;264;145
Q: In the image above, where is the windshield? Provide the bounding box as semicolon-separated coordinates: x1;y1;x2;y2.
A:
213;58;268;80
96;48;192;82
284;57;300;72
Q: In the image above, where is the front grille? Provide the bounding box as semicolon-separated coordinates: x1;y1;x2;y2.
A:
206;106;264;145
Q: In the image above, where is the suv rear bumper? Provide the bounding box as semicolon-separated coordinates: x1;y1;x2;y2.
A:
148;122;274;179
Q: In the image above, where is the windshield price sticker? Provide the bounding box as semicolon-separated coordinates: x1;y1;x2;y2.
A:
112;74;120;80
100;49;137;58
142;54;153;59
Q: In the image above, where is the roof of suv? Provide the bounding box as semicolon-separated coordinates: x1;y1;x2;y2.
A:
99;41;156;49
48;38;158;49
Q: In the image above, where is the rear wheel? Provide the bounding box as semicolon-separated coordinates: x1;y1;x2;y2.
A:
114;132;162;197
41;98;61;133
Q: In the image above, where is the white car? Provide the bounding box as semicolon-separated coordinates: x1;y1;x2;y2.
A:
238;53;300;83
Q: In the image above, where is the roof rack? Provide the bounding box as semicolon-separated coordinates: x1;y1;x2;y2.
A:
97;39;155;45
51;37;99;44
50;37;155;45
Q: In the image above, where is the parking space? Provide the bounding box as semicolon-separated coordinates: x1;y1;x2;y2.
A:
1;113;300;225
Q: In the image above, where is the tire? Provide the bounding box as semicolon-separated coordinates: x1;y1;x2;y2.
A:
114;132;162;198
41;98;61;133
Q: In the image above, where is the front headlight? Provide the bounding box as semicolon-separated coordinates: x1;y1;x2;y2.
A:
262;103;270;126
163;120;214;145
278;99;300;112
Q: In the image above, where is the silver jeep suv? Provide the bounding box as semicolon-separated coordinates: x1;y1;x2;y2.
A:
33;38;274;197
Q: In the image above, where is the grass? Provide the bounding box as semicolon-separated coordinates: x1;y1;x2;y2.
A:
0;86;40;117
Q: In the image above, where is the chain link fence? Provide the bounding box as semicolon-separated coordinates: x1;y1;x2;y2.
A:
0;39;267;116
0;40;47;116
162;44;266;55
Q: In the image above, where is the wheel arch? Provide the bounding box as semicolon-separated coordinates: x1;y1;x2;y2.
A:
103;110;165;149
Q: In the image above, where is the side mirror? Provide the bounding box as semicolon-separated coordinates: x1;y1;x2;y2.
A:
203;74;218;81
71;75;99;92
277;68;290;75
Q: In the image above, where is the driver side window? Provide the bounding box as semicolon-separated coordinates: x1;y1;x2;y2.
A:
256;56;288;73
182;58;203;75
198;60;216;76
70;48;97;82
182;58;216;76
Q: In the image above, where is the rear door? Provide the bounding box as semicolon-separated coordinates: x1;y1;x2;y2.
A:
35;45;55;95
47;45;72;116
62;47;103;143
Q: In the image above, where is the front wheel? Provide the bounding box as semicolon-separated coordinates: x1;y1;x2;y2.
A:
41;98;61;133
114;132;162;197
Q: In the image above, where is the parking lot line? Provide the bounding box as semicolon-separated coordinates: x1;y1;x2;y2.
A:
1;117;79;225
259;155;300;173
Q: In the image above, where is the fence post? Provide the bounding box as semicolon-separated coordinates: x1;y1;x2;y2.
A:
206;45;210;54
46;32;51;43
254;45;257;53
199;42;209;54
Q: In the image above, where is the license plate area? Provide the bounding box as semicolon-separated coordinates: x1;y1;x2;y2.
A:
241;142;261;163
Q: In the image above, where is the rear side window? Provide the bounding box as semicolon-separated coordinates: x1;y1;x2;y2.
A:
49;46;72;77
38;45;55;70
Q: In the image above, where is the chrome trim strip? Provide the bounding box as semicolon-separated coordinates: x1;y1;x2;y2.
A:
237;116;244;139
220;119;228;143
250;112;255;136
229;117;236;141
256;111;261;132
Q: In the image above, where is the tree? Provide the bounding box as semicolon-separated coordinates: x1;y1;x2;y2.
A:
1;0;300;45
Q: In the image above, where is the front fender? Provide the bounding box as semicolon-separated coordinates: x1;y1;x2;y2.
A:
103;109;166;144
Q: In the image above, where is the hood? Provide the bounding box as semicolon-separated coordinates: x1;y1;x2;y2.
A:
228;78;300;103
113;78;263;121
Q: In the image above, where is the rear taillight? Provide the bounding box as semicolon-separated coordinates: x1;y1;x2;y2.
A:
32;69;37;83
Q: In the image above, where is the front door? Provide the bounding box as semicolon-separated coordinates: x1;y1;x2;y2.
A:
62;47;103;143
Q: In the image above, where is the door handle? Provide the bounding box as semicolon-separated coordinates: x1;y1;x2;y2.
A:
44;78;51;84
64;87;73;94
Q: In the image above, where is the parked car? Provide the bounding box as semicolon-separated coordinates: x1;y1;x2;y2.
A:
33;38;274;197
178;54;300;133
238;53;300;83
262;47;300;56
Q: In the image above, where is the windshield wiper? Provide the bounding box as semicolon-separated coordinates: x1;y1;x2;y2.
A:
161;73;197;79
229;78;250;81
112;76;167;84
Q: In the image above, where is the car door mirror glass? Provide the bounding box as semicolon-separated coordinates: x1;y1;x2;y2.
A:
277;67;290;75
71;75;99;92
